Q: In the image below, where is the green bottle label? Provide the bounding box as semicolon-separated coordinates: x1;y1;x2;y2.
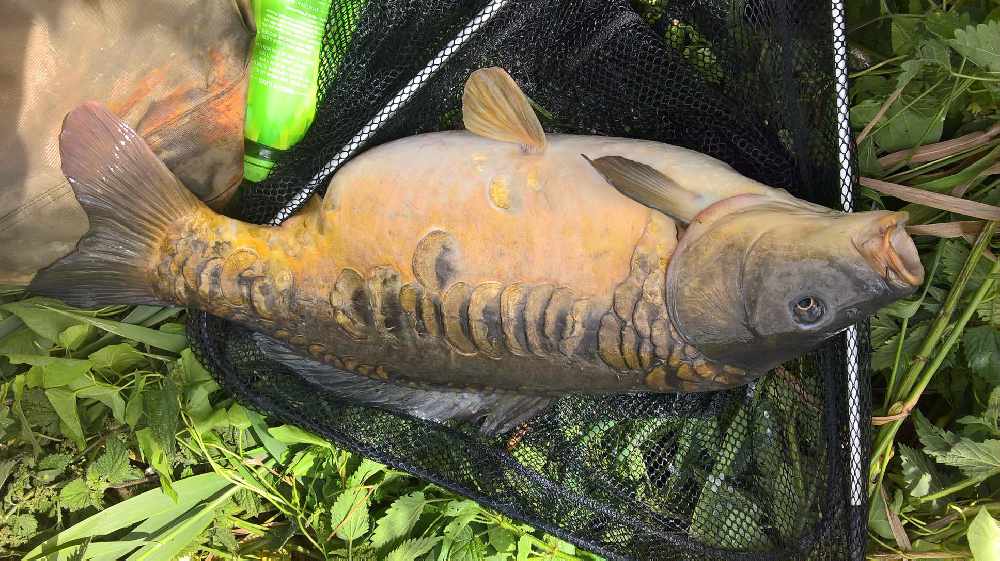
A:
244;0;333;182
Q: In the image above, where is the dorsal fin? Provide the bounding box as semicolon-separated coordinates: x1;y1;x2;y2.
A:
462;67;546;154
584;155;714;223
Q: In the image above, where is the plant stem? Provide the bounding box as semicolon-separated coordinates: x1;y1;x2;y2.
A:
869;221;998;495
916;470;1000;504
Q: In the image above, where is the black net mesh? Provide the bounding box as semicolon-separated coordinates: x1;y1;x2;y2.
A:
188;1;872;559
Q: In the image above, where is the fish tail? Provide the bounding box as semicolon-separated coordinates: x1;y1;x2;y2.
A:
29;102;206;308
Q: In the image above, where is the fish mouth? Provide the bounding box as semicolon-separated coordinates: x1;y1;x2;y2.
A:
854;212;924;289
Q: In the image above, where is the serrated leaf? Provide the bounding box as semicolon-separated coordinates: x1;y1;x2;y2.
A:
59;478;95;512
38;452;73;472
46;387;85;449
371;491;429;549
914;410;962;458
918;38;952;71
348;458;386;487
977;291;1000;327
949;21;1000;73
386;537;442;561
10;513;38;539
89;437;140;485
89;343;146;373
144;380;179;459
872;322;930;372
876;100;945;152
935;438;1000;479
969;507;1000;561
331;486;371;541
963;326;1000;384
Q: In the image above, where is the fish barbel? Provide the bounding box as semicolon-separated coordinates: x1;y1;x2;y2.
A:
30;68;923;433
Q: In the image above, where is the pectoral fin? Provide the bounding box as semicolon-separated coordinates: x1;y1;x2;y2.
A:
584;155;712;223
462;67;546;154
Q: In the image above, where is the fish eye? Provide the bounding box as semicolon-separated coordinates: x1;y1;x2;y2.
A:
792;296;824;325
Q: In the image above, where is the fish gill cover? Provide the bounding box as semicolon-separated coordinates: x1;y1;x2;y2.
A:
188;1;867;559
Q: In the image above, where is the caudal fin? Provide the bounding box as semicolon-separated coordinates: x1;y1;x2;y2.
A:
29;102;205;308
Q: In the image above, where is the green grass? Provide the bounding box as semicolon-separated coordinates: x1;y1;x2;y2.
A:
2;1;1000;560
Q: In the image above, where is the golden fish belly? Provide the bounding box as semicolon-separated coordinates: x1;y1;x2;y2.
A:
150;132;749;394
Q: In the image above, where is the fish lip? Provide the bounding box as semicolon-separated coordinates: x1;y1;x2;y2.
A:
853;212;924;290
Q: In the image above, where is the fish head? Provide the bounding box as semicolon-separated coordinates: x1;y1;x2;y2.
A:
665;195;923;375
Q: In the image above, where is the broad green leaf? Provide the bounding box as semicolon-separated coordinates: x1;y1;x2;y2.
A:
949;21;1000;73
125;375;147;428
896;59;923;90
891;18;920;54
41;307;187;352
268;424;332;447
918;38;952;71
6;355;93;388
690;477;771;549
899;443;944;497
876;101;945;153
978;292;1000;327
1;298;86;341
59;478;96;512
331;486;370;541
488;526;517;554
0;325;50;356
441;501;482;560
77;383;127;423
371;491;429;549
136;427;176;501
88;343;146;373
124;486;239;561
872;322;929;373
386;537;442;561
963;326;1000;384
59;324;94;351
180;349;213;383
969;507;1000;561
45;387;85;449
246;408;288;462
23;472;231;560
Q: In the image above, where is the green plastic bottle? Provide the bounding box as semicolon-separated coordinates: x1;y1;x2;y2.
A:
244;0;360;182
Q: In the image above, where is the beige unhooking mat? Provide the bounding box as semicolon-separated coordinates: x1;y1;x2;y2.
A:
1;0;254;285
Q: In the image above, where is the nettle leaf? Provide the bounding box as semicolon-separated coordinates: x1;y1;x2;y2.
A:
89;437;141;485
872;322;930;373
978;291;1000;327
136;427;176;501
59;478;96;512
371;491;429;549
385;537;442;561
925;10;972;39
896;59;923;90
331;486;371;541
963;326;1000;384
876;98;945;152
144;379;180;459
10;513;38;539
934;439;1000;479
949;21;1000;73
968;507;1000;561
